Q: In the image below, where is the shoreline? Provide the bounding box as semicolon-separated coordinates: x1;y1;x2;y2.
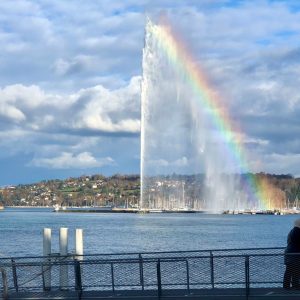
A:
4;206;300;215
5;206;52;208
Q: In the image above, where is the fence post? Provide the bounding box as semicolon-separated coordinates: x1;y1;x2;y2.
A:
139;254;144;290
11;259;18;292
74;259;82;292
111;262;115;292
245;255;250;300
0;267;8;300
42;258;51;291
210;251;215;289
157;259;162;299
186;259;190;294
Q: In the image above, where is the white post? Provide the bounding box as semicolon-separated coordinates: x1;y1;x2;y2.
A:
59;228;68;290
75;229;83;260
43;228;51;290
43;228;51;256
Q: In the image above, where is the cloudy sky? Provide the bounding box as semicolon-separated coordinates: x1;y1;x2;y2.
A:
0;0;299;185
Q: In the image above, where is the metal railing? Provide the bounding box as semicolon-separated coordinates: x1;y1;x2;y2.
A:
0;267;8;300
1;247;300;299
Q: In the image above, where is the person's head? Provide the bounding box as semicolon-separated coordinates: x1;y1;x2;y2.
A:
294;219;300;228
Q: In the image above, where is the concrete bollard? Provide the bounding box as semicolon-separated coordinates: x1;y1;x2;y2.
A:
59;228;68;290
43;227;83;291
75;229;83;260
43;228;51;290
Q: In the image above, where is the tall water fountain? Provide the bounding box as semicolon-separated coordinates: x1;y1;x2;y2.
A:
140;18;277;212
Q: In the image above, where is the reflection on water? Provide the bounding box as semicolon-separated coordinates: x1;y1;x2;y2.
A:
0;208;296;257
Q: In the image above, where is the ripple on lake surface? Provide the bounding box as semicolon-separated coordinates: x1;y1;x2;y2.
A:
0;207;297;257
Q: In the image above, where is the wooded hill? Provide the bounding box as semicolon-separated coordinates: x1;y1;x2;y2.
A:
0;173;299;208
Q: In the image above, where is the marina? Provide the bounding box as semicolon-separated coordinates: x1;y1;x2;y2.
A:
222;209;300;215
53;206;200;213
52;205;300;215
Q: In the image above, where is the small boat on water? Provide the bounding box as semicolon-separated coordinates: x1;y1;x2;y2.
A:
148;209;164;213
53;205;118;213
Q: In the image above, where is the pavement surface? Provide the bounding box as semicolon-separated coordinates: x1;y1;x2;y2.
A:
4;287;300;300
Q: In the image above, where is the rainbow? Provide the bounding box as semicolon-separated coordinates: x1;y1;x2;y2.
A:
148;18;276;210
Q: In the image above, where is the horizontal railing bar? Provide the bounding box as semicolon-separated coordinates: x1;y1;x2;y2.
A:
0;247;285;262
2;253;291;268
1;253;291;267
84;251;287;261
77;252;287;261
2;258;194;266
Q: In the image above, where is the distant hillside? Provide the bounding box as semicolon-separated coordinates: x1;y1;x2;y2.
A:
0;173;299;208
0;174;140;207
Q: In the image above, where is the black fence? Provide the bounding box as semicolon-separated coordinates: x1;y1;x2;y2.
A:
0;247;300;299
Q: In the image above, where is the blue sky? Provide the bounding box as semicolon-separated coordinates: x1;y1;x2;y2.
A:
0;0;300;185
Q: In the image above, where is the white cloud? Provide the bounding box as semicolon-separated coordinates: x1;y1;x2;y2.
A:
53;56;93;76
0;103;26;122
0;77;141;135
174;156;189;167
263;153;300;177
30;152;114;169
148;159;169;167
0;0;299;179
0;84;46;108
148;157;189;168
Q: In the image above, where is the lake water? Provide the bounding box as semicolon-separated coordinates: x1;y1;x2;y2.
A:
0;208;298;258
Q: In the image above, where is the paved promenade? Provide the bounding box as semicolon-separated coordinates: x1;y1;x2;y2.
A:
5;288;300;300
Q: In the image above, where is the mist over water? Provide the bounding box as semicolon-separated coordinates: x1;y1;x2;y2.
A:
140;19;261;212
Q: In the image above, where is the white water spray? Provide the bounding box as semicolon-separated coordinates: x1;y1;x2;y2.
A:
140;19;265;212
